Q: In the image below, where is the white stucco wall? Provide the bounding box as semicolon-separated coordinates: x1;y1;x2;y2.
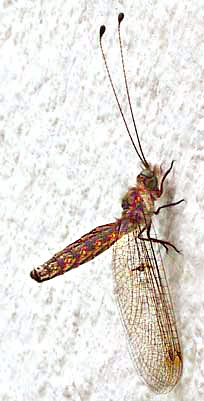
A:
1;1;204;400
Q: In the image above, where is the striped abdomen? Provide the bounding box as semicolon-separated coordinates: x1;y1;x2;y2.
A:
30;222;122;282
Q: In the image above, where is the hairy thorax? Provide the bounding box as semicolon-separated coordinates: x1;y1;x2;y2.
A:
118;185;155;234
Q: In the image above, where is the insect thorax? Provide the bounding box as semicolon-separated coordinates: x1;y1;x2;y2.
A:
119;165;161;233
120;186;155;231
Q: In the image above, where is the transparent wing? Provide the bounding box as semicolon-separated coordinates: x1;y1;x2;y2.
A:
112;226;182;393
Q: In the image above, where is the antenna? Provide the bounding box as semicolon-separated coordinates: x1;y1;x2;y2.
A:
118;13;149;167
99;14;149;168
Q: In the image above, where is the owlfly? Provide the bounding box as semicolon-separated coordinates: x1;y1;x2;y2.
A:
30;13;184;393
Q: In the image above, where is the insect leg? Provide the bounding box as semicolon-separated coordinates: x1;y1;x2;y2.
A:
158;160;175;197
138;223;180;253
154;199;185;215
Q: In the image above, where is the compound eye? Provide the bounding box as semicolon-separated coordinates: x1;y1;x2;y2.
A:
146;176;158;191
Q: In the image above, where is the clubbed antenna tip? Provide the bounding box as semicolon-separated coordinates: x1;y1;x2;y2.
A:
118;13;124;24
100;25;106;39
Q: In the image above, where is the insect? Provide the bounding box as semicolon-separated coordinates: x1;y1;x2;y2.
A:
30;13;184;393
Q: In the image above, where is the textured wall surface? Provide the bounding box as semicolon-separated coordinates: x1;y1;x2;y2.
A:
1;0;204;400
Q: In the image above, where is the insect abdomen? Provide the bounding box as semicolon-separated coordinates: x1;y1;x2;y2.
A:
30;222;121;282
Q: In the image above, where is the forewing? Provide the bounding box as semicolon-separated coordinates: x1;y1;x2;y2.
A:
112;227;182;393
